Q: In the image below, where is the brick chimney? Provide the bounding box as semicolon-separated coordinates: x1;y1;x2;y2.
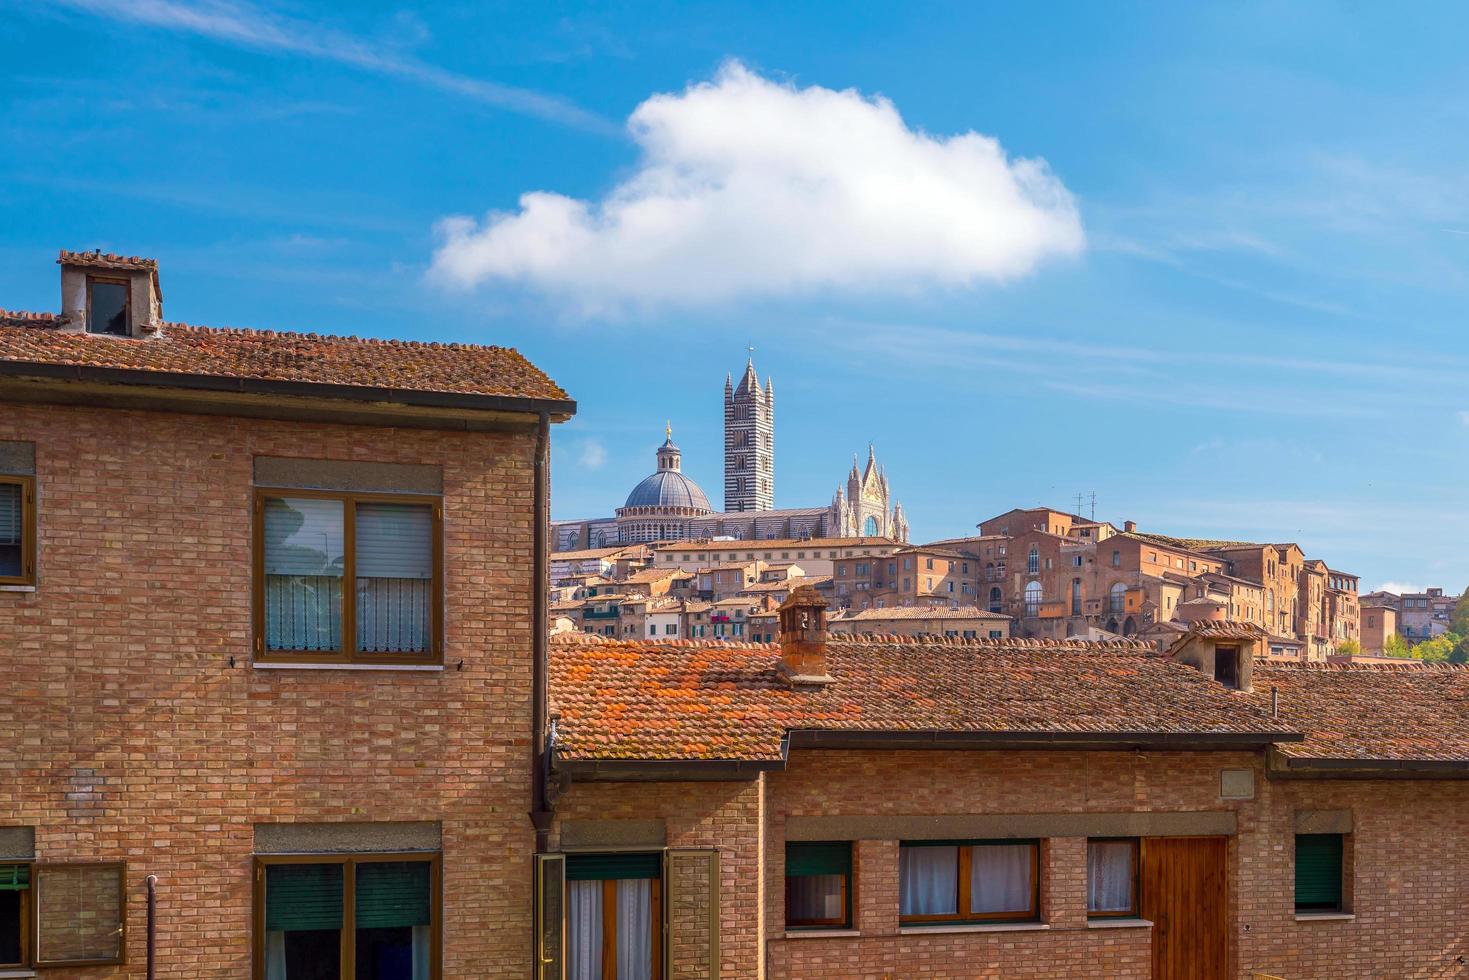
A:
58;249;162;337
1124;520;1137;533
776;585;833;685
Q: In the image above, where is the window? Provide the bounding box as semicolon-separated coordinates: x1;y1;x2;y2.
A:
0;476;35;586
899;841;1038;925
2;862;128;968
785;842;851;928
988;587;1003;614
565;853;661;979
86;277;130;335
1087;839;1138;918
926;558;935;570
1295;834;1344;912
1027;547;1039;575
1214;646;1241;689
988;630;1003;639
1072;555;1083;567
254;853;437;980
1024;581;1042;617
1108;583;1127;614
254;490;442;664
1111;550;1121;568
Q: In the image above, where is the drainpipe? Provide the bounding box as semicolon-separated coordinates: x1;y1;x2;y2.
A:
531;412;552;852
145;874;158;980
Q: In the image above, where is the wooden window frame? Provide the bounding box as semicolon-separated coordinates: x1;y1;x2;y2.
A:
252;852;441;980
784;842;852;930
1087;837;1140;919
31;861;128;968
252;488;444;665
898;840;1040;926
0;475;35;587
85;275;131;336
0;861;31;970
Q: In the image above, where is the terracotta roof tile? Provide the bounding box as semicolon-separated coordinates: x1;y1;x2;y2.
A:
0;309;569;404
549;635;1297;763
1252;662;1469;764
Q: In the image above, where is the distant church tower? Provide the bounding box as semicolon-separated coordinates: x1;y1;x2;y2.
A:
724;353;774;512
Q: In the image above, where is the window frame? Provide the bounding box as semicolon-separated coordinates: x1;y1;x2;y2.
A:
1086;837;1140;919
0;475;36;587
251;851;441;980
85;275;132;336
0;861;31;970
252;487;444;665
563;852;664;980
784;841;852;930
31;860;128;968
898;839;1040;926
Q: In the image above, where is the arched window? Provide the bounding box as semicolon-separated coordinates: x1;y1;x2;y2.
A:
863;515;879;536
1027;546;1039;575
989;587;1003;614
1109;582;1127;614
592;530;606;548
1122;616;1136;637
1024;581;1043;617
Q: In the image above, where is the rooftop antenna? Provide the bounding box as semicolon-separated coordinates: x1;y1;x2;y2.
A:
1089;491;1097;521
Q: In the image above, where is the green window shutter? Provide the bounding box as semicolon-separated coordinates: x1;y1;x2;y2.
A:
355;861;431;930
566;852;662;881
786;842;851;878
1295;834;1343;909
0;864;29;891
265;863;344;932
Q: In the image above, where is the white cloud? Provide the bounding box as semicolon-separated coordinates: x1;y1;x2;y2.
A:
1458;410;1469;427
577;439;608;470
1375;581;1423;595
430;61;1083;312
52;0;612;133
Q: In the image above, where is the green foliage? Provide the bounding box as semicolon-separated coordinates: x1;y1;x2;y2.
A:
1452;588;1469;636
1334;639;1361;656
1410;634;1458;662
1381;633;1414;658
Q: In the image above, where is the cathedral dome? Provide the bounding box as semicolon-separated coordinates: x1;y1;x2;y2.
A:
623;469;712;512
619;427;713;515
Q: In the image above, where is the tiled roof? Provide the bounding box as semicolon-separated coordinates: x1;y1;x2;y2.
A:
59;249;159;271
1252;662;1469;764
0;309;570;405
549;635;1298;763
552;546;647;562
835;605;1008;621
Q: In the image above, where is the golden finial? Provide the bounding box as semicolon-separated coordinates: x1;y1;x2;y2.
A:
665;419;672;440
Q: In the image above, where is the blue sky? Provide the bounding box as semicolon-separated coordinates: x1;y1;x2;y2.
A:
2;2;1466;593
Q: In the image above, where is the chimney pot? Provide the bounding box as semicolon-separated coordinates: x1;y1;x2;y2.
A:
776;585;833;685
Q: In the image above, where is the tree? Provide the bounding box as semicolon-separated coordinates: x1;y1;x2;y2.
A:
1382;634;1413;658
1410;634;1456;662
1452;588;1469;637
1334;639;1361;656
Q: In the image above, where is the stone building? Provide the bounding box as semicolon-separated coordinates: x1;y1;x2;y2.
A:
0;250;575;975
544;594;1469;978
1361;586;1457;644
724;356;774;512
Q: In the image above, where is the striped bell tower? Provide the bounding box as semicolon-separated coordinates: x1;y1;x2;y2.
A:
723;350;774;512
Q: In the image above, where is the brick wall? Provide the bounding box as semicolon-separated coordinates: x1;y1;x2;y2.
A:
557;747;1469;979
1;402;540;977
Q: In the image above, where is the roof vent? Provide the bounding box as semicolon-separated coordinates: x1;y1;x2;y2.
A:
57;249;162;338
776;585;833;685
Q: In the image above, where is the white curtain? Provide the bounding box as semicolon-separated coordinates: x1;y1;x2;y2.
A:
1088;841;1135;913
970;845;1032;915
787;875;843;921
412;924;431;979
264;931;287;979
263;496;344;651
568;881;603;980
899;846;958;916
616;879;653;980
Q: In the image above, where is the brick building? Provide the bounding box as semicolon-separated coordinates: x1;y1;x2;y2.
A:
0;250;575;977
544;590;1469;979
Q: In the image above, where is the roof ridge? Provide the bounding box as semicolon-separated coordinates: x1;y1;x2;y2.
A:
1261;660;1466;672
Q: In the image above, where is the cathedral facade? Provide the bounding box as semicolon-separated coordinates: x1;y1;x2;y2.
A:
552;358;909;551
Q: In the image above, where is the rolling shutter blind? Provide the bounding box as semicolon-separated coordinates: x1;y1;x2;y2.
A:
263;497;345;576
0;864;28;891
0;484;20;545
264;863;344;932
1294;834;1343;909
566;852;661;881
355;504;432;578
354;861;431;929
786;842;850;877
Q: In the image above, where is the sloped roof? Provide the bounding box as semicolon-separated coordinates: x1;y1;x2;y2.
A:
0;309;570;406
549;635;1299;764
1252;662;1469;767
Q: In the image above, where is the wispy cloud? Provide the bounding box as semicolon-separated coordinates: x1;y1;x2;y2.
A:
50;0;615;135
1375;581;1423;595
577;439;608;470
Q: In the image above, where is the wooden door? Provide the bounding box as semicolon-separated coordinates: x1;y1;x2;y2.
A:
1140;836;1228;980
